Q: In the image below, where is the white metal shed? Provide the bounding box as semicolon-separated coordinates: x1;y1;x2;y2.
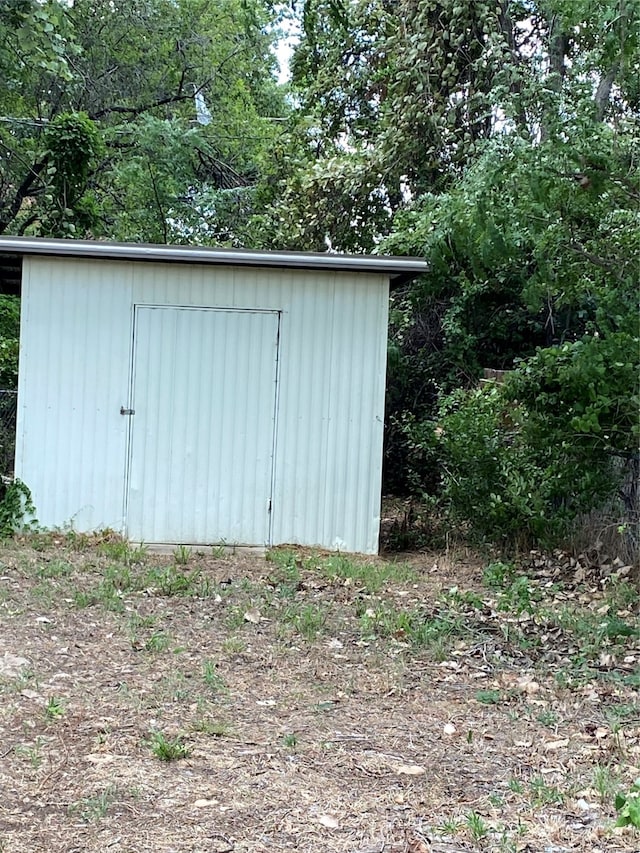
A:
0;238;426;554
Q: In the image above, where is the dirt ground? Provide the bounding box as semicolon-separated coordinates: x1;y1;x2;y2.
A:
0;534;638;853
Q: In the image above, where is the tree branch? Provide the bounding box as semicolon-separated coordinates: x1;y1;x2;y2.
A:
541;14;569;142
17;213;39;236
89;91;195;121
595;65;618;121
147;163;168;244
0;159;48;235
568;241;626;281
497;1;529;134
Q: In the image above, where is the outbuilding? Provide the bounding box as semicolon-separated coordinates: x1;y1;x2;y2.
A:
0;238;426;554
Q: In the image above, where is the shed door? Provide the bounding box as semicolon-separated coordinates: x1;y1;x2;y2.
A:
126;306;279;544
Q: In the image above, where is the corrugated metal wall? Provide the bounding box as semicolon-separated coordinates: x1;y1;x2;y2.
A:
17;258;133;532
16;256;389;553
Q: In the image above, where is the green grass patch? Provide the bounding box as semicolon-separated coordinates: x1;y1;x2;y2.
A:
98;539;148;565
147;731;191;761
476;689;504;705
35;559;74;579
68;784;121;823
144;631;171;652
321;554;415;593
359;603;467;657
143;564;215;597
279;602;327;640
202;660;227;693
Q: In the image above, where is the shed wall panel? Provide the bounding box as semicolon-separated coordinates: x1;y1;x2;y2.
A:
16;257;389;553
16;258;132;531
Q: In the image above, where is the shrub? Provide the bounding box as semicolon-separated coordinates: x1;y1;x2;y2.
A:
0;295;20;389
434;337;635;549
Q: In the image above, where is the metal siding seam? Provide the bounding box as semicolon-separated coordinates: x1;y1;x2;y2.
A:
80;274;91;515
202;307;215;541
215;311;228;538
269;272;289;546
15;259;32;484
346;280;363;550
54;266;71;523
323;274;339;548
227;309;241;539
275;272;297;546
267;308;282;547
368;278;390;553
359;285;378;552
176;310;188;539
300;274;325;545
244;312;256;538
325;277;348;550
347;282;367;551
122;268;139;536
362;283;379;551
165;309;179;540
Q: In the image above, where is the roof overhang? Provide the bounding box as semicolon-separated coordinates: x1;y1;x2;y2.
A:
0;237;427;287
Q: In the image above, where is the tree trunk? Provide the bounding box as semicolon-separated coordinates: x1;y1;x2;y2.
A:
541;15;569;142
497;1;529;135
595;65;618;121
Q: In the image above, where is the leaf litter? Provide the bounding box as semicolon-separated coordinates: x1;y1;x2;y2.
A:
0;534;637;852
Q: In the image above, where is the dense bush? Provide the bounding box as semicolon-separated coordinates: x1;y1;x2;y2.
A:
382;126;639;553
0;295;19;389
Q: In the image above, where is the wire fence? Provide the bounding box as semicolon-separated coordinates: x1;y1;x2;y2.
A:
0;390;17;477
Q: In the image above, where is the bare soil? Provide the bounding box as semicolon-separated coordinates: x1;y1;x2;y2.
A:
0;535;638;853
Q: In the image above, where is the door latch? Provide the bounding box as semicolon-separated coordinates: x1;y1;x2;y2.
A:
120;406;135;416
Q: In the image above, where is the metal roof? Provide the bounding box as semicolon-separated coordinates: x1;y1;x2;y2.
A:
0;236;427;285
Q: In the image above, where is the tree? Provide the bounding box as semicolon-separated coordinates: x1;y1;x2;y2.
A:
0;0;287;241
259;1;639;552
0;0;77;234
383;39;638;546
255;0;639;251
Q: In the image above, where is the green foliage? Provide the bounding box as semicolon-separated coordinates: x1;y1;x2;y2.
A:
69;785;120;823
43;112;103;235
615;778;640;828
360;604;466;656
279;602;327;640
483;561;517;590
0;0;75;86
262;3;640;558
0;479;37;537
144;631;171;652
507;333;639;458
0;295;20;389
433;367;636;548
45;696;64;719
45;113;102;194
97;538;147;565
321;553;415;594
144;564;214;598
475;690;503;705
281;732;298;749
259;0;640;253
382;121;639;548
0;0;287;239
2;0;638;559
202;660;226;693
465;810;489;842
174;544;191;566
496;576;540;617
148;731;191;761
